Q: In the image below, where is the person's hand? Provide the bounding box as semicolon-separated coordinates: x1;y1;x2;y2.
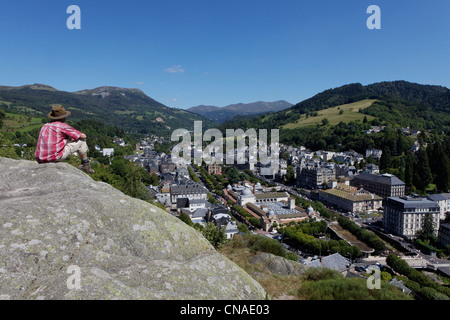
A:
80;133;87;140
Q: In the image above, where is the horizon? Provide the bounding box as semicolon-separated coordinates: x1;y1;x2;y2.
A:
1;79;448;110
1;1;449;109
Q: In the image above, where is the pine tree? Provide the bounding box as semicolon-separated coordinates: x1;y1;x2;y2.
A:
404;152;414;189
413;148;432;192
416;213;436;242
431;141;450;192
391;139;398;157
380;147;392;171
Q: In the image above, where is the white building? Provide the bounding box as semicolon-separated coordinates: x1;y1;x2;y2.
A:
239;188;256;206
225;221;239;239
426;194;448;220
384;196;441;239
102;148;114;157
170;184;208;206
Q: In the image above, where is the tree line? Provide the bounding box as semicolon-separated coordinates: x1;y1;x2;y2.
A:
278;220;362;258
338;217;386;252
386;254;450;300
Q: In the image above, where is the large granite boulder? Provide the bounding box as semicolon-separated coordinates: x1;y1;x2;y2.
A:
0;157;266;300
249;252;309;276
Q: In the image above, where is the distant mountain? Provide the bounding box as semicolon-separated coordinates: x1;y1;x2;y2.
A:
0;84;213;135
187;100;293;123
0;84;59;92
220;81;450;131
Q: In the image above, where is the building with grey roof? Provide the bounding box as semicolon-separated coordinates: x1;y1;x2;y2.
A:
297;165;336;189
318;183;383;214
389;278;412;295
224;221;239;239
170;183;208;206
384;196;441;239
305;253;351;272
426;194;448;220
351;172;405;198
188;208;209;226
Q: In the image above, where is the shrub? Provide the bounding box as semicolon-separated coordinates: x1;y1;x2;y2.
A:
303;268;342;282
248;217;260;228
286;252;298;262
247;234;287;258
202;223;227;250
298;269;412;300
418;287;438;300
338;217;386;252
381;271;392;282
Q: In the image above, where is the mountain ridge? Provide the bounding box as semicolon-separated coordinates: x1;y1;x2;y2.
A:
0;84;214;135
188;100;293;123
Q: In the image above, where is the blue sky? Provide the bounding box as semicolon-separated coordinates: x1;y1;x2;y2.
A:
0;0;449;109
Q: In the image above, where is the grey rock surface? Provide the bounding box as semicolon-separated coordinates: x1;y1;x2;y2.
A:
0;157;266;300
249;252;309;276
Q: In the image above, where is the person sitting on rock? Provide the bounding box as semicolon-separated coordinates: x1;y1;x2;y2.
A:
35;105;95;174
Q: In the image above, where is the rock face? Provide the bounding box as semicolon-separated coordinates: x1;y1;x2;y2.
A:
249;253;309;276
0;157;266;300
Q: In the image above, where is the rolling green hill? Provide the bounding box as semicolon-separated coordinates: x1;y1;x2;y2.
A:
0;84;214;136
282;99;376;129
221;81;450;132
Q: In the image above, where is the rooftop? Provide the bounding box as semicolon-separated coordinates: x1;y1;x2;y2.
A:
320;184;382;202
264;201;302;216
170;184;208;194
388;197;440;209
354;172;405;186
427;194;448;202
255;192;289;199
305;253;351;272
189;199;211;205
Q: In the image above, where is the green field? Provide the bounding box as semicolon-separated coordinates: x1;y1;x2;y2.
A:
1;113;43;134
282;99;377;129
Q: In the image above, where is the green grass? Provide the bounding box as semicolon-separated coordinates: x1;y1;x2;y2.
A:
1;113;43;133
298;268;413;300
282;99;377;129
114;110;137;115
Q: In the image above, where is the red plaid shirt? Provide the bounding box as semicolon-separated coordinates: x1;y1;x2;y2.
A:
35;121;82;163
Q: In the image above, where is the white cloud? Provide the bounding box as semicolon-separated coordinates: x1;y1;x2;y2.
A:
164;65;185;74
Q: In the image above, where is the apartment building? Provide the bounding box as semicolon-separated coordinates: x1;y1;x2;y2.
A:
351;172;405;198
383;196;440;239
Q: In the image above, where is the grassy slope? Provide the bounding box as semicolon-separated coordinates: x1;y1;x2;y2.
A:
219;235;412;300
219;240;304;300
1;113;43;134
282;99;376;129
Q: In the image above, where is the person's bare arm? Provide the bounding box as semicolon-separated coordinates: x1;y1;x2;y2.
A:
70;133;86;142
